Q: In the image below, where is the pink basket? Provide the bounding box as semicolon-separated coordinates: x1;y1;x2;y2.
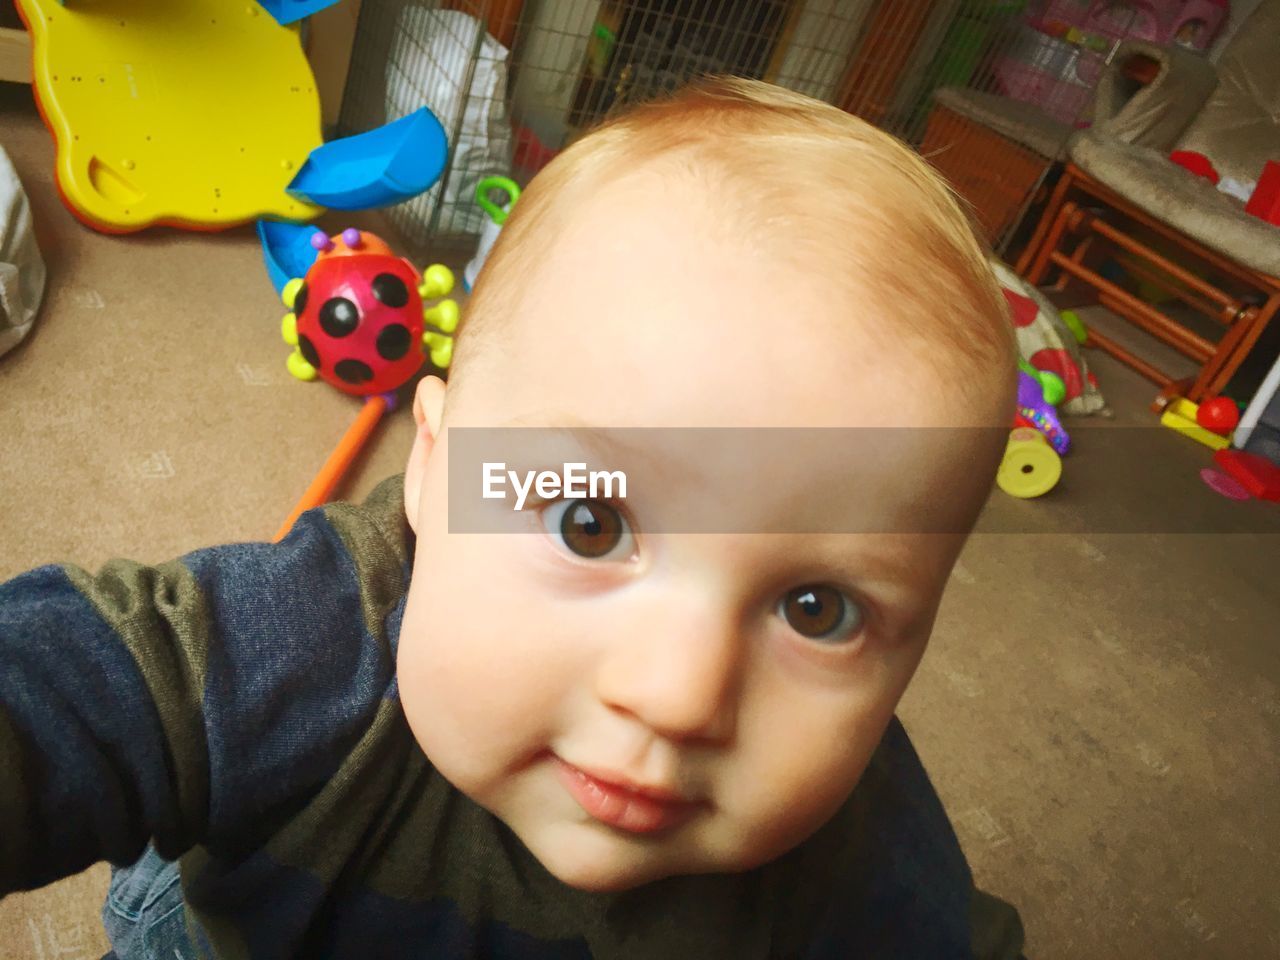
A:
1005;1;1228;99
997;62;1092;124
994;29;1095;125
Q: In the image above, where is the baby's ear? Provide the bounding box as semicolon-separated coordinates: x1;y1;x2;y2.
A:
404;376;446;532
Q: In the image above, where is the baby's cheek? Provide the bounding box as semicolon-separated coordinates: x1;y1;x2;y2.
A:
398;643;501;795
399;592;551;791
753;766;862;863
400;613;488;723
725;705;881;859
397;591;483;749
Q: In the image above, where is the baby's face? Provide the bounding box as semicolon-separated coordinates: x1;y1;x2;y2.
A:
398;171;1004;892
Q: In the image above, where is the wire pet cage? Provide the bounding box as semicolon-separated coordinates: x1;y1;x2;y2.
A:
340;0;874;253
338;0;1188;256
340;2;513;250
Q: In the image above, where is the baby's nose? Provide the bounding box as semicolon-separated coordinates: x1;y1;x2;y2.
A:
593;605;741;744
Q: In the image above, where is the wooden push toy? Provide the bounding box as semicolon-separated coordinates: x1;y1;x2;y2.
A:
997;427;1063;499
1160;398;1231;451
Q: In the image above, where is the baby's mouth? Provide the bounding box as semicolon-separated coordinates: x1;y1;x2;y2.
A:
551;755;701;835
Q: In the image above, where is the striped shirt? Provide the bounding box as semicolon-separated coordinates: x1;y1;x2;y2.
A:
0;476;1021;958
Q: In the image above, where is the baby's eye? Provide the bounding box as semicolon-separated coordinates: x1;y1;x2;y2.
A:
778;585;864;643
539;499;636;562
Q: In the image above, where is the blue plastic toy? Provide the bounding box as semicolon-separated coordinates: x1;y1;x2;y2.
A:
257;221;322;295
256;0;344;26
286;108;449;211
259;107;451;291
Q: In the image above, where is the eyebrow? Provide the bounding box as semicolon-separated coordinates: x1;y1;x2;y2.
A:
804;535;933;596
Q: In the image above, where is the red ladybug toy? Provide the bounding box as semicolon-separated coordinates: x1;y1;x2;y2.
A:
280;227;458;397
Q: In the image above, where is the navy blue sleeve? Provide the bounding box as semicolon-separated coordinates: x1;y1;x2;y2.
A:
0;503;402;895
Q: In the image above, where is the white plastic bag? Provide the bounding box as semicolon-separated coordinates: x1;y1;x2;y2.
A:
386;8;513;235
0;144;45;359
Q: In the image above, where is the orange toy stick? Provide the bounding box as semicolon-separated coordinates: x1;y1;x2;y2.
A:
274;395;389;542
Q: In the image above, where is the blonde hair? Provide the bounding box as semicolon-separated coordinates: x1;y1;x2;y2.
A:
453;77;1014;399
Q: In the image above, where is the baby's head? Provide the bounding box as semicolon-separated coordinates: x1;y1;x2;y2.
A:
398;78;1014;892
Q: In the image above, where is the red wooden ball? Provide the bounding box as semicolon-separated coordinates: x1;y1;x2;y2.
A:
1196;397;1240;435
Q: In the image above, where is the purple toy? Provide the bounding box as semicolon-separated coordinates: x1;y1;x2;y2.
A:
1018;370;1071;455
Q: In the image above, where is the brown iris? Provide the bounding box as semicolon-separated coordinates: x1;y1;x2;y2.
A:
559;500;625;558
782;585;850;640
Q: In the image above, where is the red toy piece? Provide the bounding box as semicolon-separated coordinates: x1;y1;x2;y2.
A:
1200;467;1251;501
1029;346;1084;402
1002;288;1038;328
514;125;560;176
1245;160;1280;227
1195;396;1241;435
1169;150;1220;185
1212;449;1280;502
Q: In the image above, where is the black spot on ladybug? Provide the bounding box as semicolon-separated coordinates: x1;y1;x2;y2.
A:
298;334;320;370
293;281;309;316
371;273;409;308
319;297;359;338
335;359;374;384
377;323;411;360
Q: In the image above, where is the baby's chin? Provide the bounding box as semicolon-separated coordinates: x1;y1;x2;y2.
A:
512;821;704;894
519;817;795;896
532;844;664;894
547;859;660;894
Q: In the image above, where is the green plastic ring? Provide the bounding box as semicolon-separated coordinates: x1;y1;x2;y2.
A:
476;175;521;225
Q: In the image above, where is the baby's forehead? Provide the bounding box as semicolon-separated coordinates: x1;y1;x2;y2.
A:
497;172;1004;416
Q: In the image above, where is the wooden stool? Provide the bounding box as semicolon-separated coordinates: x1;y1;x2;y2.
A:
1016;162;1280;410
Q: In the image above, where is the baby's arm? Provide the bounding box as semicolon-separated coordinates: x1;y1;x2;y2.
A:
0;496;402;896
0;558;214;892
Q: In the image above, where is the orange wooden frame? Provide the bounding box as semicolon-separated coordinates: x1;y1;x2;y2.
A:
1016;162;1280;409
920;104;1051;244
837;0;934;126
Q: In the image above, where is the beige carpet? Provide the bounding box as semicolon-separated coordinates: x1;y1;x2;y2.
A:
3;84;1278;959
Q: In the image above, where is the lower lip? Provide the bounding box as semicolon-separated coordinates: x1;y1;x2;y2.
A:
553;759;698;835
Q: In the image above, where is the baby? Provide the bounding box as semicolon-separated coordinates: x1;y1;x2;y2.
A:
0;79;1024;958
